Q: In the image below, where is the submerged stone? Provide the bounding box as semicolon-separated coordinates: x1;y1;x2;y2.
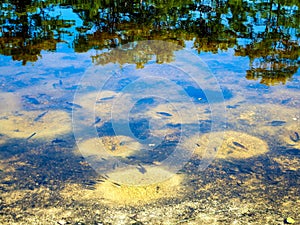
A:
285;217;295;224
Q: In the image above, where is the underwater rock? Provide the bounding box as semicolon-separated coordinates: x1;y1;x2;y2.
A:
285;217;295;224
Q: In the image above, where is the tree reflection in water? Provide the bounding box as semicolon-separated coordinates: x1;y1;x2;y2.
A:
0;0;299;85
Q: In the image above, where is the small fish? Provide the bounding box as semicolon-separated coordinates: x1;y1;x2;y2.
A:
99;96;114;101
99;175;108;180
83;180;97;186
111;182;121;187
65;85;80;90
64;106;73;112
156;112;172;117
27;132;36;140
232;141;247;150
34;111;48;122
290;132;300;142
84;185;96;190
137;163;147;174
59;80;63;86
51;139;66;144
226;105;239;109
268;120;286;126
112;162;119;170
92;116;101;126
103;174;110;179
66;101;82;109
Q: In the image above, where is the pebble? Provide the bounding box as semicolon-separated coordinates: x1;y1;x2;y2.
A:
285;217;295;224
57;220;67;225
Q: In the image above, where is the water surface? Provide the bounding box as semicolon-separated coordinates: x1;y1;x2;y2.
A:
0;1;299;224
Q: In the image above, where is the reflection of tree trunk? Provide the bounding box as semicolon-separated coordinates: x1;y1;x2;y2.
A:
276;2;280;29
265;0;274;34
17;14;30;39
13;0;30;38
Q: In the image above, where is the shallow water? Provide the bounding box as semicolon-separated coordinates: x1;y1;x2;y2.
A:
0;1;299;224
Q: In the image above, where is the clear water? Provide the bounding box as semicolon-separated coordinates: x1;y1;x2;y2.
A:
0;1;299;224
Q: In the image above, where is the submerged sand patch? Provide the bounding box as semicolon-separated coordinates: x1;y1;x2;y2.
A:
61;171;185;205
74;90;119;125
191;131;269;159
0;110;71;139
77;136;142;158
223;103;300;149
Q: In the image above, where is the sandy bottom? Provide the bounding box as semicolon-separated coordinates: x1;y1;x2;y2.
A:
0;110;71;140
60;171;185;205
188;131;269;159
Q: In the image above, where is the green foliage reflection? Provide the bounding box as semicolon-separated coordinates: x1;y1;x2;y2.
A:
0;0;299;85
